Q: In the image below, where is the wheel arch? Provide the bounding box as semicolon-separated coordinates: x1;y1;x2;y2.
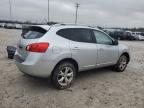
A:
121;52;130;63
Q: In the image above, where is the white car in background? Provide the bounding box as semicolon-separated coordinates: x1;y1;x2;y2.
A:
4;23;16;29
137;35;144;40
132;32;144;40
0;23;5;28
15;24;22;29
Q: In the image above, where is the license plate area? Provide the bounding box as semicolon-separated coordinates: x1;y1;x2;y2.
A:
18;44;28;59
14;55;25;63
18;49;28;58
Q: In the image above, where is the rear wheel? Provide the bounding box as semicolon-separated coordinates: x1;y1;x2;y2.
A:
114;55;128;72
51;62;76;89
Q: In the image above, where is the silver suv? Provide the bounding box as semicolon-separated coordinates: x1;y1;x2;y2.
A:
15;24;130;89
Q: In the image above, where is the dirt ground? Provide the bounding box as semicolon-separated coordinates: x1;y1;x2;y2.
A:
0;28;144;108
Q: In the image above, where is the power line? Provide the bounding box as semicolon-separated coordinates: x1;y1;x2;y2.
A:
48;0;50;23
75;3;80;24
9;0;12;20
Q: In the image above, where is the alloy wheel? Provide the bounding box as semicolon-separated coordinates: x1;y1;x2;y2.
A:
119;56;127;71
57;67;74;86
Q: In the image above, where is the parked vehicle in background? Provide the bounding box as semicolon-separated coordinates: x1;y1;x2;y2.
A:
140;32;144;36
0;23;5;28
4;23;16;29
103;29;121;40
124;31;136;40
107;30;126;40
15;24;130;89
136;35;144;40
103;29;134;40
15;24;22;29
0;23;3;28
132;32;144;40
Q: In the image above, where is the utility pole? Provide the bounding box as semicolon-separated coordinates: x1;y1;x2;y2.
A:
47;0;50;23
75;3;80;24
9;0;12;20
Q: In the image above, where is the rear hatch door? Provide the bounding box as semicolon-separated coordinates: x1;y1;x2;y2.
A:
17;25;50;61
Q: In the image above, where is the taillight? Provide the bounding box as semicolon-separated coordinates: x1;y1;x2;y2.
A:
26;42;49;53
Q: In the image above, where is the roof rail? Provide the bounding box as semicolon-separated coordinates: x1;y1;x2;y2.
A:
51;23;97;28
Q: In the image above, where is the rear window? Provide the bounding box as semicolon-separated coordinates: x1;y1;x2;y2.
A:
22;26;47;39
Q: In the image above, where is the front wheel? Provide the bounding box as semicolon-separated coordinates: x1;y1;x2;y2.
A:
51;62;76;89
114;55;128;72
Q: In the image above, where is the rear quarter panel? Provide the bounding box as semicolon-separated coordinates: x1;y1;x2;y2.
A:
40;27;72;70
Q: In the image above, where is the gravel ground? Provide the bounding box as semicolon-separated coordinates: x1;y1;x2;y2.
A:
0;28;144;108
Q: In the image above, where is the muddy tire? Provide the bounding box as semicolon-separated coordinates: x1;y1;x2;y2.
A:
51;62;76;89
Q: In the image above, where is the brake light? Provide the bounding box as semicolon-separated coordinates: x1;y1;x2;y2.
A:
26;42;49;53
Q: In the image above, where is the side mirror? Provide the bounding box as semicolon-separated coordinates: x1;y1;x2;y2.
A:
113;39;119;45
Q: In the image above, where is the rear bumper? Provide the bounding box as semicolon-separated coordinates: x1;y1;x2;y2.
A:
15;55;55;78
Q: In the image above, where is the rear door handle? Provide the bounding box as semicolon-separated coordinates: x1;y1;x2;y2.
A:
100;48;104;51
72;47;80;50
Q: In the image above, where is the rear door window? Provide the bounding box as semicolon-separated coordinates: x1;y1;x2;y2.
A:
22;26;47;39
57;28;96;43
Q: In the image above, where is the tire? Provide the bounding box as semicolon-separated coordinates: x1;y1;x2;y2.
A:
51;62;77;89
8;54;14;59
114;55;128;72
7;46;16;59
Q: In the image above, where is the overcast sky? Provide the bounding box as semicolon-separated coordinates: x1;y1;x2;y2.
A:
0;0;144;27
